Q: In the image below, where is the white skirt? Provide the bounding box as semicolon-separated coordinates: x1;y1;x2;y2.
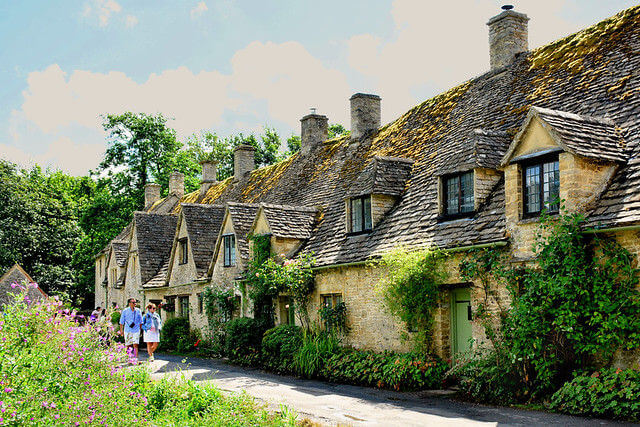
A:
144;329;160;343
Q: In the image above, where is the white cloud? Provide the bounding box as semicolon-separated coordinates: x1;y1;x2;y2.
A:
83;0;122;27
125;15;138;28
347;0;580;122
11;41;352;174
190;1;208;19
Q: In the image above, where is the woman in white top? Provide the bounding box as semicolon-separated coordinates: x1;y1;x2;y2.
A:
141;303;162;362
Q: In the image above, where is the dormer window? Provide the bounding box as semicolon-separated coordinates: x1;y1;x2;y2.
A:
444;172;474;217
178;238;188;265
523;158;559;216
350;195;372;234
223;234;236;267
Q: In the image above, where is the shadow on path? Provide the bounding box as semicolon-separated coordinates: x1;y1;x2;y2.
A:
145;353;630;427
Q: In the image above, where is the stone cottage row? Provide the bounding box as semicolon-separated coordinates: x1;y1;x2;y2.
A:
95;6;640;360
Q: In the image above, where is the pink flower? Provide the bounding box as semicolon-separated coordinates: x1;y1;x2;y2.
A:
4;388;12;393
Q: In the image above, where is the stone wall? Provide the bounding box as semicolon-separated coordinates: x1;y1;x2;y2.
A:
168;219;198;287
474;168;502;210
371;194;397;228
559;152;617;212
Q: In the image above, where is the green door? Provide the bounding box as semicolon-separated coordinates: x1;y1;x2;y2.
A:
451;288;472;358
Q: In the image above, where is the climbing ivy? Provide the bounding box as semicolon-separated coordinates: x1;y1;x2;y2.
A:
244;234;316;329
460;212;640;399
376;247;448;353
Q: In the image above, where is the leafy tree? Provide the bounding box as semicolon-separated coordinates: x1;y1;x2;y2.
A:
0;161;85;301
328;123;349;139
99;112;181;206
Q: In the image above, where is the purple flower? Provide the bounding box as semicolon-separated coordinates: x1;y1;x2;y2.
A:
4;388;12;393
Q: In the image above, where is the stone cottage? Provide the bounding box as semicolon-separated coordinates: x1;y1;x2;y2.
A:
95;6;640;361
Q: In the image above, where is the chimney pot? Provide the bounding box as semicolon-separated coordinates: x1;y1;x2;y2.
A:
350;93;381;139
487;8;529;70
233;144;256;180
199;160;218;196
169;172;184;199
144;183;161;207
300;113;328;155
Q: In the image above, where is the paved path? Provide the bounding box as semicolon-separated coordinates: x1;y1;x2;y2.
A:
145;353;629;426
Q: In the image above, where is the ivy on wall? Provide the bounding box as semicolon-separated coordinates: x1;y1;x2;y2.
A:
244;234;316;329
376;247;448;353
460;212;640;399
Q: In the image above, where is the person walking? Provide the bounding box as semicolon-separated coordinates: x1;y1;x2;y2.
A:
119;298;143;363
141;303;162;362
90;306;101;323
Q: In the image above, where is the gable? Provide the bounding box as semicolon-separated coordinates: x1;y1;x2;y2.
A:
510;117;560;161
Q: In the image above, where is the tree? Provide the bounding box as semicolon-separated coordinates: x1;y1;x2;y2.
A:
99;112;181;207
0;161;85;301
328;123;349;139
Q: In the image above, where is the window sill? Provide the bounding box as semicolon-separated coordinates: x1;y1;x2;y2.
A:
519;212;560;224
223;264;236;268
178;262;188;266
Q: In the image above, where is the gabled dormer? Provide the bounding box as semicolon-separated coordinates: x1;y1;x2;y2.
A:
166;204;226;286
436;129;510;220
501;106;626;258
209;203;259;277
248;203;318;258
501;106;626;221
345;156;413;234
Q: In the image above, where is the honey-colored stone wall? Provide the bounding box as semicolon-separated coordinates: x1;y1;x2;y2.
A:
124;232;144;306
559;152;617;212
474;168;502;210
371;194;397;228
168;218;199;287
95;253;108;309
143;282;209;331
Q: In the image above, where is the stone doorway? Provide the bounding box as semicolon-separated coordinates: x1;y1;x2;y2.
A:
450;288;472;359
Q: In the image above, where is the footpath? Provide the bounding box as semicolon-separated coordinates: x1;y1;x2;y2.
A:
146;353;628;426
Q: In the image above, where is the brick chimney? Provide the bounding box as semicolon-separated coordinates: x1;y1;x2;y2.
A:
199;160;218;196
169;171;184;198
350;93;381;139
233;144;255;180
300;112;328;156
144;183;161;207
487;5;529;70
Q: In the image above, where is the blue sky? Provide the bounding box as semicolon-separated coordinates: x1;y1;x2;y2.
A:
0;0;637;175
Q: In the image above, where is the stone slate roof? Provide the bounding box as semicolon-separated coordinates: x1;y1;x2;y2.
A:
137;6;640;266
133;212;178;285
437;129;511;175
0;264;47;308
226;203;259;261
346;156;414;198
112;242;129;267
181;204;226;278
503;106;627;165
258;204;318;240
143;259;170;289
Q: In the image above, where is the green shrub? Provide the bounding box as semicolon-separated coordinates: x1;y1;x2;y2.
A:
225;317;265;365
549;368;640;421
446;349;522;404
160;317;192;352
262;325;303;374
293;331;340;378
111;310;121;324
322;348;447;391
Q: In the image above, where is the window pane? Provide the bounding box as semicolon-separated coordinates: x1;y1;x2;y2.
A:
363;196;372;230
542;161;560;212
525;165;541;213
351;198;363;232
460;172;474;213
446;176;460;215
230;235;236;265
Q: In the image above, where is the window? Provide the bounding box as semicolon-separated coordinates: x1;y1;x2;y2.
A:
523;159;560;216
223;234;236;267
197;293;203;314
110;268;117;286
179;296;190;318
321;293;343;309
350;195;372;234
178;238;188;265
443;171;474;216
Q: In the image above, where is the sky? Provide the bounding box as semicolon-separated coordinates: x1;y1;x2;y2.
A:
0;0;637;175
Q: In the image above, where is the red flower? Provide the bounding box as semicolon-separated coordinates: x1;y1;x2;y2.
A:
194;339;201;347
